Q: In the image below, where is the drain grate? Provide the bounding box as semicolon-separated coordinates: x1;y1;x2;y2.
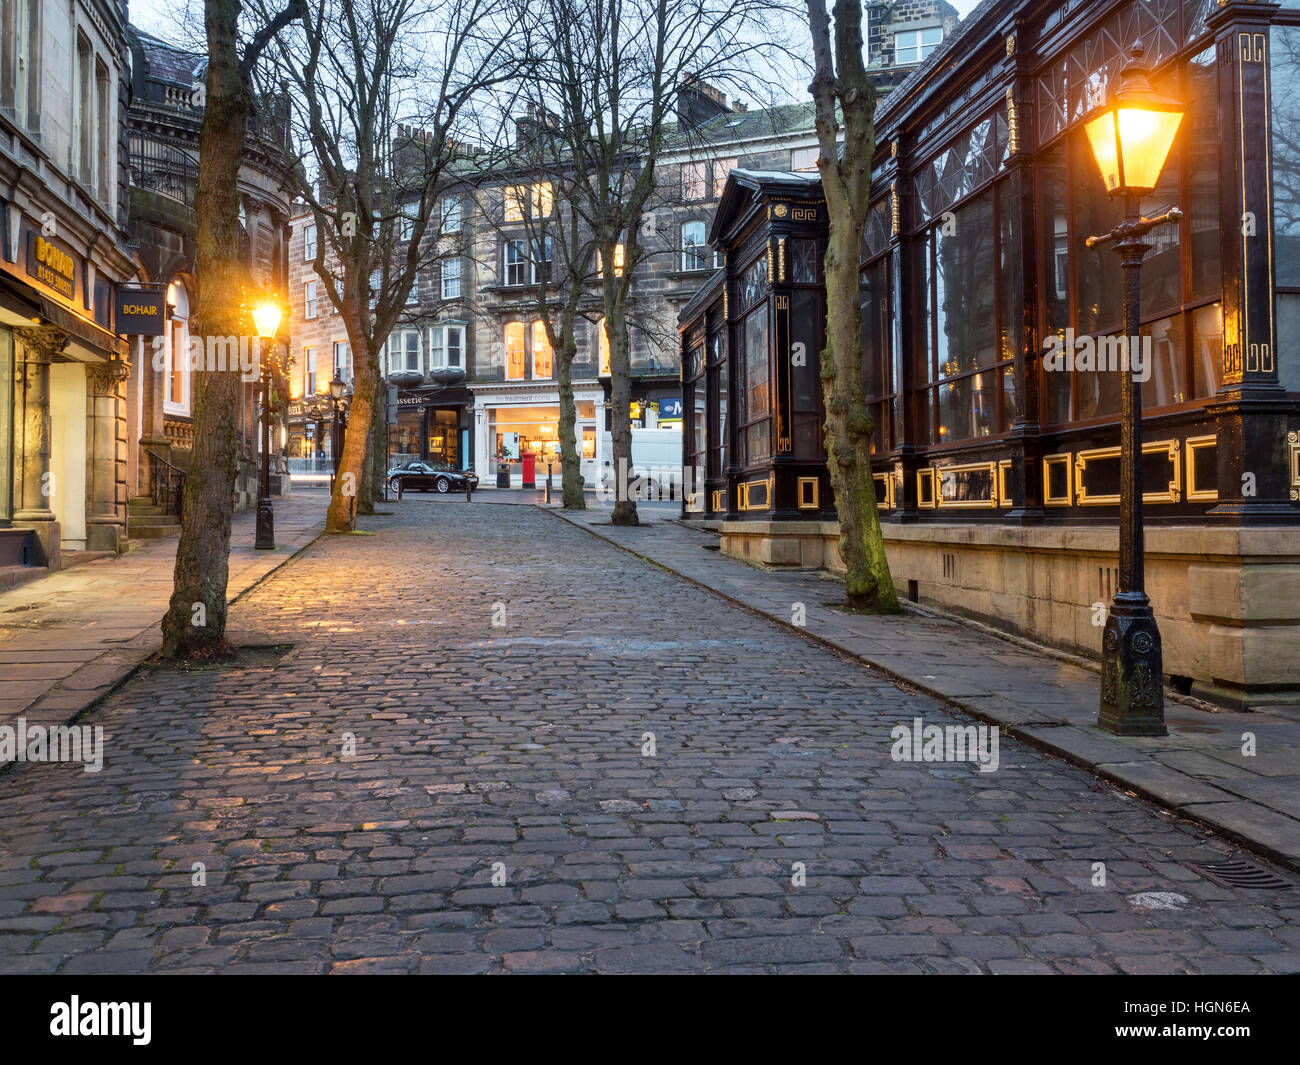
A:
1187;859;1291;891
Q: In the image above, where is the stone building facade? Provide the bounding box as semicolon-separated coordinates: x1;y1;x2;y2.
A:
286;85;824;488
125;25;293;516
1;0;137;581
866;0;963;96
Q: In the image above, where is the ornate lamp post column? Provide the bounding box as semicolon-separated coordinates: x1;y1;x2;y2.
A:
1083;46;1185;736
252;302;283;551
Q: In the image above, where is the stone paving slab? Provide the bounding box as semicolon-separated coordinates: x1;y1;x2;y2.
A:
0;494;326;735
545;504;1300;871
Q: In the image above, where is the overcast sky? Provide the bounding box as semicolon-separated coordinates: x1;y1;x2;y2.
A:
127;0;988;51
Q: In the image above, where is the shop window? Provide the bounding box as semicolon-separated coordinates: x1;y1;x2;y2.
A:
1187;46;1221;302
938;372;994;443
504;322;526;380
1274;27;1300;391
1190;304;1224;399
532;321;553;379
791;286;822;458
739;306;770;465
934;191;996;379
791;239;818;284
1140;314;1187;410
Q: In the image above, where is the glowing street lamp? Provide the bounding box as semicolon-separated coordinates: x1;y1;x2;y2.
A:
1083;45;1185;737
252;300;283;550
252;302;282;341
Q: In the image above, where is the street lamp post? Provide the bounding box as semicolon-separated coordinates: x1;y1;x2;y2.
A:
252;302;283;551
1083;45;1185;736
328;371;348;495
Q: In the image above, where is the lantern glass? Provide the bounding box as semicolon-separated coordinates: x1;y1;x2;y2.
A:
329;373;345;401
1084;52;1184;197
252;302;282;339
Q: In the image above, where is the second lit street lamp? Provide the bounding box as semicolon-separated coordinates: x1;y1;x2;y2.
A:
1083;45;1185;736
252;300;283;551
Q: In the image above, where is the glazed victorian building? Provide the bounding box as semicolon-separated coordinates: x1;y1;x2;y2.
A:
682;0;1300;709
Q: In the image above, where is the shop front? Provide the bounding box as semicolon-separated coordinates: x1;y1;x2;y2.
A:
682;0;1300;708
392;384;472;471
471;384;605;488
1;213;135;568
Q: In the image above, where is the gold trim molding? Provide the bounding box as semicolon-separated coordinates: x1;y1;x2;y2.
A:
1074;440;1181;506
1185;435;1218;503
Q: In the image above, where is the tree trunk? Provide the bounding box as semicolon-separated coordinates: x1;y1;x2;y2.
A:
368;379;386;508
822;223;899;613
555;344;585;509
159;0;250;659
328;340;375;532
606;295;636;526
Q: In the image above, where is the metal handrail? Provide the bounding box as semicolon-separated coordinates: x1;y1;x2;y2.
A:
144;449;186;519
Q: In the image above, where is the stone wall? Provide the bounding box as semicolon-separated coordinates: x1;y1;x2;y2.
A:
718;519;1300;710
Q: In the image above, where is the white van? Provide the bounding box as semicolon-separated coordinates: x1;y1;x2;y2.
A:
599;427;684;499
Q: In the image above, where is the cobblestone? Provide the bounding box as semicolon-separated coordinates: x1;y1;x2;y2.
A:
0;503;1296;973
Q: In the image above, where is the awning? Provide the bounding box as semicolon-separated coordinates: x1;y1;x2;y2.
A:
39;297;128;360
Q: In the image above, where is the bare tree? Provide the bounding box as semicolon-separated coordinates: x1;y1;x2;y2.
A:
259;0;512;532
806;0;898;611
512;0;787;525
159;0;303;659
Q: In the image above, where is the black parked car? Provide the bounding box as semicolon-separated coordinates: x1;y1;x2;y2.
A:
387;461;479;494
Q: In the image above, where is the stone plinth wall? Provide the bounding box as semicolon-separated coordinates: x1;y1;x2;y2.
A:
718;520;1300;709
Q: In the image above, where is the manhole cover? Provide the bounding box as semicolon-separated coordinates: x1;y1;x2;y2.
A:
1187;859;1291;891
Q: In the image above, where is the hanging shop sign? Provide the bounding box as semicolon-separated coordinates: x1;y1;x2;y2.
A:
114;286;167;335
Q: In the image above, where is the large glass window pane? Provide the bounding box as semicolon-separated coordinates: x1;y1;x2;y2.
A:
998;174;1023;364
939;372;994;443
934;191;996;378
1186;46;1222;301
1076;337;1123;420
742;307;769;463
1040;145;1069;337
1072;135;1123;337
999;363;1019;431
1043;344;1071;426
1140;314;1188;409
1273;27;1300;287
1279;294;1300;393
1192;302;1224;398
860;259;889;400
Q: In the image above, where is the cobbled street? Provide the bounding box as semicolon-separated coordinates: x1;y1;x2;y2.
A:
1;503;1297;974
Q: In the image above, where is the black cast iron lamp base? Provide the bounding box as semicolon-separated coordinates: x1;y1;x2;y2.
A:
1086;205;1182;737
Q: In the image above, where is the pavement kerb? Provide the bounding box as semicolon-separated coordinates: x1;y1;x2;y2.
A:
542;504;1300;875
0;518;326;781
